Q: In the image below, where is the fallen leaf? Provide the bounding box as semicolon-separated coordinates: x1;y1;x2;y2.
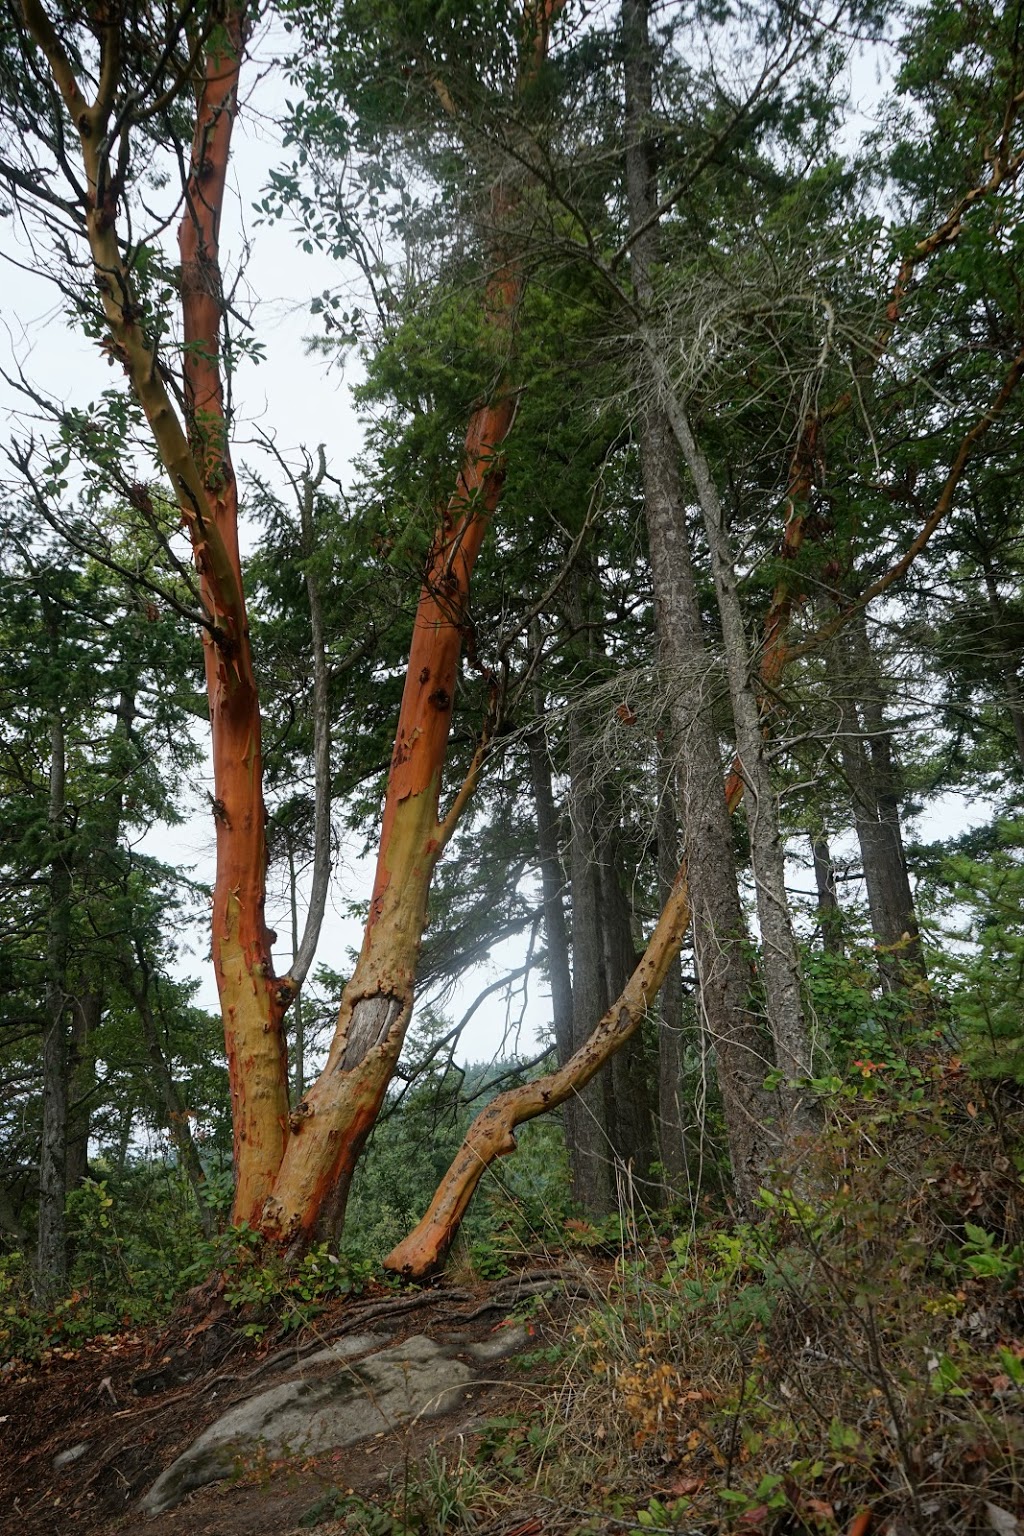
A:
656;1474;704;1496
985;1503;1020;1536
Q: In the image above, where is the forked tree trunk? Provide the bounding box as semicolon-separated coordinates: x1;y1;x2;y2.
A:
259;6;567;1249
22;0;557;1254
258;379;517;1249
22;0;291;1224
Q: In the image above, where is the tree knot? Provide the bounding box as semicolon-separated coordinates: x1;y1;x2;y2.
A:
288;1100;313;1131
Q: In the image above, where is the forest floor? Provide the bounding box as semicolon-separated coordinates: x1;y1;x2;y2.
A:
1;1260;605;1536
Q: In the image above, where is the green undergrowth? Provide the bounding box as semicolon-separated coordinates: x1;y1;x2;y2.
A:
0;1110;569;1367
0;1167;379;1366
302;1056;1024;1536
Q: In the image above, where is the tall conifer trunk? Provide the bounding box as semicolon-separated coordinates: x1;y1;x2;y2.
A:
832;619;926;994
623;0;778;1207
566;713;614;1214
36;701;70;1303
656;782;689;1200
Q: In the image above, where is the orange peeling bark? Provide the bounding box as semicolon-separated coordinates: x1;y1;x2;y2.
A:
257;2;562;1253
258;389;517;1250
18;0;289;1222
177;9;289;1223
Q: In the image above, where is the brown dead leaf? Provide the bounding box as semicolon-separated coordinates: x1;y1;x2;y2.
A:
656;1474;705;1496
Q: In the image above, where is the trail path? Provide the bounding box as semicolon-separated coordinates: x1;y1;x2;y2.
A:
2;1266;599;1535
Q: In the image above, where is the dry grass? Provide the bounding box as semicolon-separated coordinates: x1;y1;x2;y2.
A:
307;1059;1024;1536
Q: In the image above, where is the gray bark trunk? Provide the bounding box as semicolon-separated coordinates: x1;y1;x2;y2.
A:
131;956;214;1238
566;713;613;1215
624;0;778;1213
36;706;70;1303
835;619;925;994
287;449;334;993
983;565;1024;773
656;779;688;1200
639;413;777;1213
287;839;306;1101
811;833;844;957
65;990;99;1190
598;833;655;1191
668;414;815;1130
527;654;575;1071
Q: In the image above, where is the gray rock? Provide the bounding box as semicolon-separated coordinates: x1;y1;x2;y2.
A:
140;1334;473;1516
53;1442;89;1470
296;1333;383;1371
465;1325;532;1362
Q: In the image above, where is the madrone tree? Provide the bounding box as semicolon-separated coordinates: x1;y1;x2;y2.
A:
1;0;677;1264
3;0;1021;1279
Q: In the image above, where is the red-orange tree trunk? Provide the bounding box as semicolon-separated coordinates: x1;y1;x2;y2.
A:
258;379;517;1249
23;0;566;1253
178;10;290;1225
17;0;290;1224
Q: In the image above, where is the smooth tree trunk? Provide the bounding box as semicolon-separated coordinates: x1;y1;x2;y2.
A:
259;343;519;1251
177;11;291;1221
386;845;696;1275
22;0;552;1253
21;0;292;1223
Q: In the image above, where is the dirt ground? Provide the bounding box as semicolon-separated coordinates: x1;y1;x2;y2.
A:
0;1269;594;1536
